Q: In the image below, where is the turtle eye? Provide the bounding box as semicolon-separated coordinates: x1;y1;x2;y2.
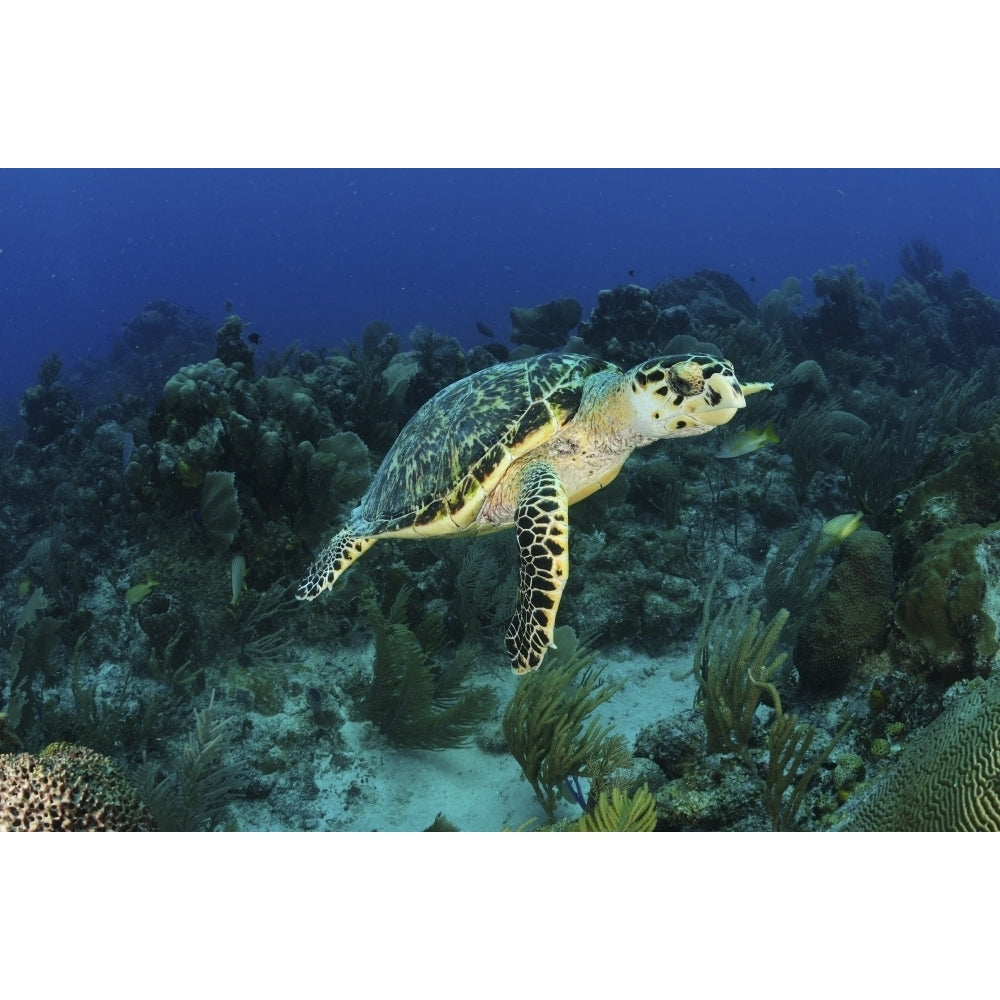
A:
667;360;705;397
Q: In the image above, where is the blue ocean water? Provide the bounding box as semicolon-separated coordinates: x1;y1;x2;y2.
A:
2;168;998;414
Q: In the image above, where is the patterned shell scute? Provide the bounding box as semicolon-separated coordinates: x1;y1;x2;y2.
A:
359;354;611;530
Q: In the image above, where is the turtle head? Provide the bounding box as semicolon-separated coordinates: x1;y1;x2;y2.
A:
625;354;771;439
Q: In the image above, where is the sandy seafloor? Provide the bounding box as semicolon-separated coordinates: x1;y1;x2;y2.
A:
229;638;696;833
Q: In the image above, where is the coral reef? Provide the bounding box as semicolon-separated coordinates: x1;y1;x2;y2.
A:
836;675;1000;831
802;266;885;356
135;692;249;832
502;627;629;822
509;297;582;349
885;415;1000;681
898;237;944;282
577;283;691;365
574;784;656;832
358;587;497;750
763;711;848;831
893;416;1000;566
894;522;1000;680
653;270;758;329
128;333;376;581
842;412;924;518
0;743;154;831
691;578;788;755
794;531;894;693
200;471;242;551
3;246;1000;831
19;353;79;446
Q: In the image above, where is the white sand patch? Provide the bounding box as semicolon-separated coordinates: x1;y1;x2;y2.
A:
297;640;697;832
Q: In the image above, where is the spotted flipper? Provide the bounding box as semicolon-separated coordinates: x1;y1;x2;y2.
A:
505;461;569;674
296;528;376;600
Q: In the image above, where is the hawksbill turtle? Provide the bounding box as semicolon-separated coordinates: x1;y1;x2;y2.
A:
297;352;772;673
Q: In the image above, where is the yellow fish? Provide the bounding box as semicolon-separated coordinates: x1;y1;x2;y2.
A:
715;422;779;459
816;512;865;554
125;576;160;605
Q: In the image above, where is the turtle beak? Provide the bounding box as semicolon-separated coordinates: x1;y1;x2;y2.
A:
690;372;774;425
689;406;742;427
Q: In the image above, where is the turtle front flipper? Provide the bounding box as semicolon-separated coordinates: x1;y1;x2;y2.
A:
296;528;376;600
505;461;569;674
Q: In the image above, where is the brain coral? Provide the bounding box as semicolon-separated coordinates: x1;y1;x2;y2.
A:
836;675;1000;831
793;530;894;692
0;744;154;832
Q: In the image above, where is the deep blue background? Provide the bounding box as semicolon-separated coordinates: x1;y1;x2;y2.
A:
2;168;998;406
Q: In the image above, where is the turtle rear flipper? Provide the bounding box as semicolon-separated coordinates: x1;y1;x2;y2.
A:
505;461;569;673
297;528;376;600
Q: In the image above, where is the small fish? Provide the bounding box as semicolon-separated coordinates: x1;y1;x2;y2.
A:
225;300;233;313
475;321;495;339
248;332;261;345
816;512;865;554
122;429;134;473
125;576;160;605
715;422;779;459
